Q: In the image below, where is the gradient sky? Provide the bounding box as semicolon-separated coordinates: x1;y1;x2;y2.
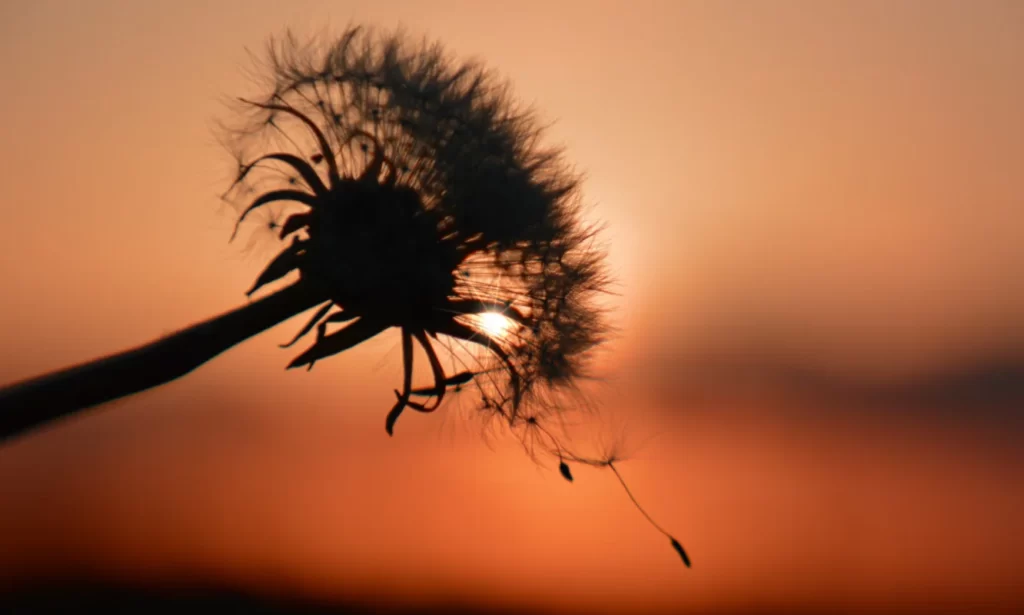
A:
1;1;1022;613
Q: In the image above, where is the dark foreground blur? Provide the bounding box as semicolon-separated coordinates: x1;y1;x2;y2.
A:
3;583;1020;615
0;585;547;615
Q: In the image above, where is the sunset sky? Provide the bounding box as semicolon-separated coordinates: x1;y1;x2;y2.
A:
1;1;1022;613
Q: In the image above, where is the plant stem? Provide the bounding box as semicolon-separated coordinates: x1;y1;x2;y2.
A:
0;280;329;443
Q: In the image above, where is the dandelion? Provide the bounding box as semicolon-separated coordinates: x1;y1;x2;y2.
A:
214;26;615;441
0;24;688;567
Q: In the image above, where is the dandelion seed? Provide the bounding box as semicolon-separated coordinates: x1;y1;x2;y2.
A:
559;461;573;482
670;537;691;568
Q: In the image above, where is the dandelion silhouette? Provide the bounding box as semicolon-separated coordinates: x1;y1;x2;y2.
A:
0;25;689;568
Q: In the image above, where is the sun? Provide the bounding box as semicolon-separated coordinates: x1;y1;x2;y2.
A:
479;311;513;339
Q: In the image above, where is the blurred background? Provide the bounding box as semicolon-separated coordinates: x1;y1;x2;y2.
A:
0;1;1021;613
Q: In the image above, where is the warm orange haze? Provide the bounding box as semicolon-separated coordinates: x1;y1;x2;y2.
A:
1;1;1022;614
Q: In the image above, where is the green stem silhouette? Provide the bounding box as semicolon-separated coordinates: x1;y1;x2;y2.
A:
0;280;329;442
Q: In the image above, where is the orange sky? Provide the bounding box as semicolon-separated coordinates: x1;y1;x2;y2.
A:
1;1;1022;613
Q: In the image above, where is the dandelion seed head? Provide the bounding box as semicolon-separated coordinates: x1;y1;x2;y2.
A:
219;23;617;471
212;24;689;566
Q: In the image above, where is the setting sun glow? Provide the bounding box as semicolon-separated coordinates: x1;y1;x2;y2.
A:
479;311;512;339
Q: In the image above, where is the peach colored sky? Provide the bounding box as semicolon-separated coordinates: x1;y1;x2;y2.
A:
1;1;1022;613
